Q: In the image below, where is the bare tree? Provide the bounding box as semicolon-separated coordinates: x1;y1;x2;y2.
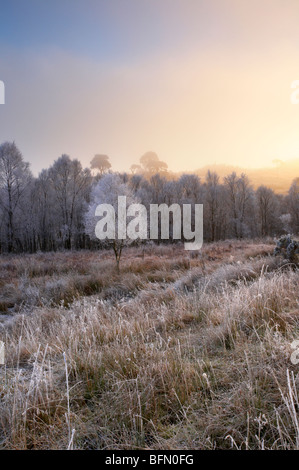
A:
49;155;91;249
204;171;225;241
287;178;299;233
224;172;254;238
0;142;32;252
33;169;57;251
178;174;201;202
256;185;278;236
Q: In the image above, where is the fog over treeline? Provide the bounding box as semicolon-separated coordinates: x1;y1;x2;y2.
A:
0;141;298;253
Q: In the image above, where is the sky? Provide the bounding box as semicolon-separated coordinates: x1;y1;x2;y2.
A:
1;0;299;175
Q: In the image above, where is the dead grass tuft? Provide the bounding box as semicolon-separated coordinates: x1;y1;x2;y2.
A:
0;240;298;449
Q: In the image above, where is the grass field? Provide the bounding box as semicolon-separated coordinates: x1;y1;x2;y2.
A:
0;239;299;450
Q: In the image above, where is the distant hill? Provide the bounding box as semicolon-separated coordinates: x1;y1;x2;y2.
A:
193;159;299;194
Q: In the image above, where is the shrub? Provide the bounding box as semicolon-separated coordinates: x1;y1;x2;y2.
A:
274;235;299;263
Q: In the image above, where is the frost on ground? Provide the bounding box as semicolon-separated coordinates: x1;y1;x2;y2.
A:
0;239;299;450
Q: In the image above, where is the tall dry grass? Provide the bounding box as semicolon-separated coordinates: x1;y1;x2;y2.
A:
1;240;299;449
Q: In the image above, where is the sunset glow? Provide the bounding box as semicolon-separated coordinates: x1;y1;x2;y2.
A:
1;0;299;175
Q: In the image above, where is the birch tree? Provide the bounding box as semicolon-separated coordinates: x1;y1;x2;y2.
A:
85;173;138;271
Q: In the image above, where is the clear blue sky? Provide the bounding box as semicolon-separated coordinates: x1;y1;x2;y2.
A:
1;1;299;175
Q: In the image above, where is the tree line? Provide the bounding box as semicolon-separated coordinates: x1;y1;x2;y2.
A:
0;141;298;253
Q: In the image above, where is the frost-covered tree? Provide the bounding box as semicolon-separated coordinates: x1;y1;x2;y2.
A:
256;185;278;236
85;173;139;271
0;141;32;252
177;174;201;203
32;169;57;251
48;155;91;249
224;172;254;238
203;171;227;241
287;178;299;233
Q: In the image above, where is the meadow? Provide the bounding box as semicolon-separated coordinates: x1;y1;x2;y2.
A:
0;239;299;450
